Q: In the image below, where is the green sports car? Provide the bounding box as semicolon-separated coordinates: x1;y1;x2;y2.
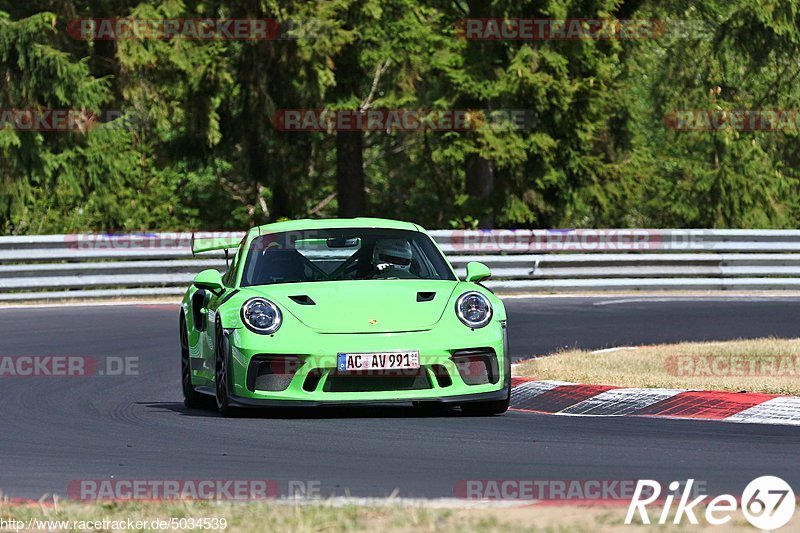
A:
180;218;510;416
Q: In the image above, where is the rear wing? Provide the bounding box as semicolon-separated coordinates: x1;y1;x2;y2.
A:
191;233;244;256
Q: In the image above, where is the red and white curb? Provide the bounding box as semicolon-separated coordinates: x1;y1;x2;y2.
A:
510;378;800;426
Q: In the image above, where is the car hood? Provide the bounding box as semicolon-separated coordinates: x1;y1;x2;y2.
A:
242;280;460;333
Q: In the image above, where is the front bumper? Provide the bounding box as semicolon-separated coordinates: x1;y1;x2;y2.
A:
223;319;510;406
227;386;510;408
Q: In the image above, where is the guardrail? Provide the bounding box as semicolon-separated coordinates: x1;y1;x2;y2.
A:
0;229;799;301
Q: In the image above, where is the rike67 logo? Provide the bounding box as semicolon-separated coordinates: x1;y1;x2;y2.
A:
626;477;796;529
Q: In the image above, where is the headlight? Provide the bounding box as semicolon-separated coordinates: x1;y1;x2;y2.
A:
455;291;492;328
241;298;282;334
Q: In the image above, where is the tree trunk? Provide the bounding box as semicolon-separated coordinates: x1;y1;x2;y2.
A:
332;26;367;218
466;154;495;227
463;0;496;228
336;130;366;217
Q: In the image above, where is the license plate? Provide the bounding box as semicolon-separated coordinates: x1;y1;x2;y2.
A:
337;351;420;372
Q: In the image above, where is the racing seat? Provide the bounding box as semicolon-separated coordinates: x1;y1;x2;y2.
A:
250;249;309;285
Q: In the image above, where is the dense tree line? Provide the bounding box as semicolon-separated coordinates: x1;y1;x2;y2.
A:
1;0;798;233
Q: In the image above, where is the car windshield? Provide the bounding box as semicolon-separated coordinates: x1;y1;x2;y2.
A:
240;228;456;286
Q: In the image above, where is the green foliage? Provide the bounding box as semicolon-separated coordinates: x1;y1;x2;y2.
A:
0;0;798;233
618;0;800;227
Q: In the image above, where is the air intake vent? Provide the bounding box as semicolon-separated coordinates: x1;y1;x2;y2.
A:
289;295;315;305
416;292;436;302
324;373;432;393
452;349;499;385
247;355;303;391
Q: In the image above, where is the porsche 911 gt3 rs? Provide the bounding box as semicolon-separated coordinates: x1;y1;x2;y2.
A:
180;218;510;416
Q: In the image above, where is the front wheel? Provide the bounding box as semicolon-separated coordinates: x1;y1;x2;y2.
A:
214;323;238;417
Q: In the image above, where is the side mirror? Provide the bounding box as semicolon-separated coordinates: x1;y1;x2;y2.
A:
465;261;491;283
194;269;224;294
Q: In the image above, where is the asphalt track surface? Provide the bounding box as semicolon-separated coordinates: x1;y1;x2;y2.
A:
0;296;798;499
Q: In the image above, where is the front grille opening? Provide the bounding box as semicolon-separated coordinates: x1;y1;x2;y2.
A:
430;364;452;388
247;355;303;392
452;349;499;386
324;369;432;393
303;369;323;392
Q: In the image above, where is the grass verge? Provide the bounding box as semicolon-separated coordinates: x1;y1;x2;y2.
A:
515;337;800;395
2;499;793;532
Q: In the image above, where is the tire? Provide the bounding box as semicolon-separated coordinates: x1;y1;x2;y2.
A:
460;385;511;416
214;322;238;417
181;314;209;409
